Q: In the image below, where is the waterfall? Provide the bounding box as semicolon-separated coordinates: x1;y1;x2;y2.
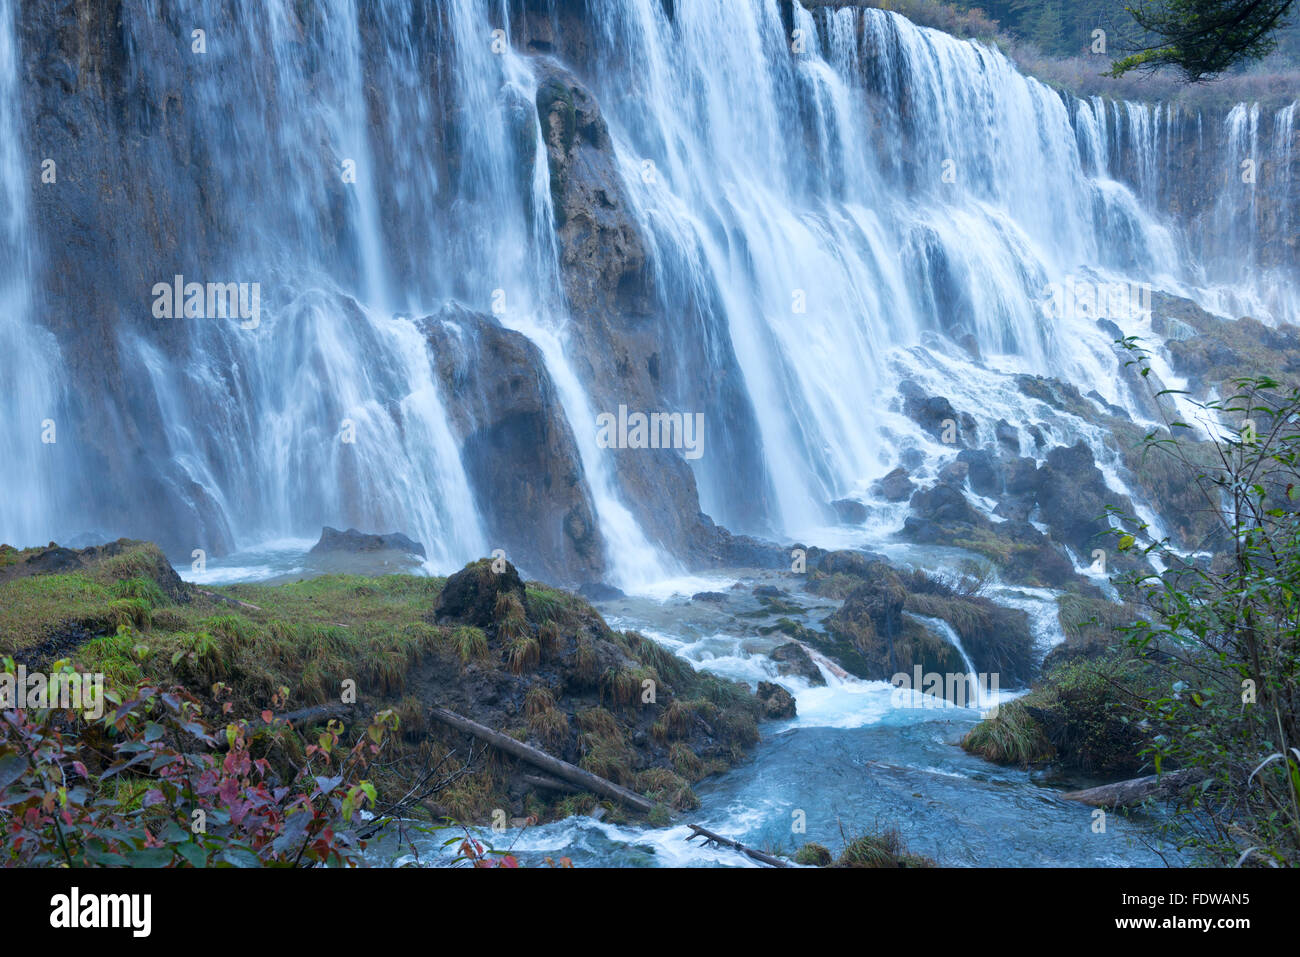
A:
53;0;501;566
3;0;1296;581
1077;93;1299;322
0;0;64;546
910;614;990;709
568;1;1192;529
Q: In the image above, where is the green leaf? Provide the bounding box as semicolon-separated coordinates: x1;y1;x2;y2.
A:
174;841;207;868
220;846;262;868
0;753;29;792
125;847;174;868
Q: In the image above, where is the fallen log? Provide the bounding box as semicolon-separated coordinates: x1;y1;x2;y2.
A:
1060;768;1205;808
428;706;655;814
277;702;357;727
685;823;790;868
799;642;849;681
519;773;580;794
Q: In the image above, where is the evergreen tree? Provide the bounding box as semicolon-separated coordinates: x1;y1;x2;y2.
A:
1108;0;1298;80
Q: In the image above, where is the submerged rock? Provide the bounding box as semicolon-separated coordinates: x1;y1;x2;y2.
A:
830;498;869;523
994;418;1020;454
898;379;977;445
871;467;916;502
693;521;793;569
956;448;1002;497
937;459;970;487
902;490;1076;588
813;549;885;579
578;581;625;601
1035;441;1136;561
907;482;980;525
771;641;825;686
310;526;426;557
756;681;797;719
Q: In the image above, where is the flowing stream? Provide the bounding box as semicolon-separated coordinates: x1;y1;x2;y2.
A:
383;566;1180;867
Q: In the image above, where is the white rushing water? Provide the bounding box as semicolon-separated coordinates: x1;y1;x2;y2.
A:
573;0;1293;550
0;0;65;545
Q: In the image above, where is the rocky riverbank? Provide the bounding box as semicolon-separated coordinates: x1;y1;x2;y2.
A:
0;540;778;828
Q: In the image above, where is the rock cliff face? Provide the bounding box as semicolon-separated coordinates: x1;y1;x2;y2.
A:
12;0;774;574
1097;101;1299;277
23;0;235;553
533;60;775;555
423;304;604;584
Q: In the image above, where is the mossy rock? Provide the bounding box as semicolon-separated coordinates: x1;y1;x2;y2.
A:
963;653;1153;775
433;557;525;627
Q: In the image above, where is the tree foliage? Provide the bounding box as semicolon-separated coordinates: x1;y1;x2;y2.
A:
941;0;1300;77
1114;344;1300;865
1109;0;1298;80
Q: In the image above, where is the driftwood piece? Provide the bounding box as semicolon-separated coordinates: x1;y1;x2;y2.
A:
1060;768;1205;807
685;824;790;867
428;706;655;813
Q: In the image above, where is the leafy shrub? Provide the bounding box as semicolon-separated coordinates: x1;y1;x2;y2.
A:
0;665;398;867
1114;356;1300;865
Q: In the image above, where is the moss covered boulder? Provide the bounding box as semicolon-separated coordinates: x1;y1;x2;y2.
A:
962;653;1152;775
819;562;965;680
